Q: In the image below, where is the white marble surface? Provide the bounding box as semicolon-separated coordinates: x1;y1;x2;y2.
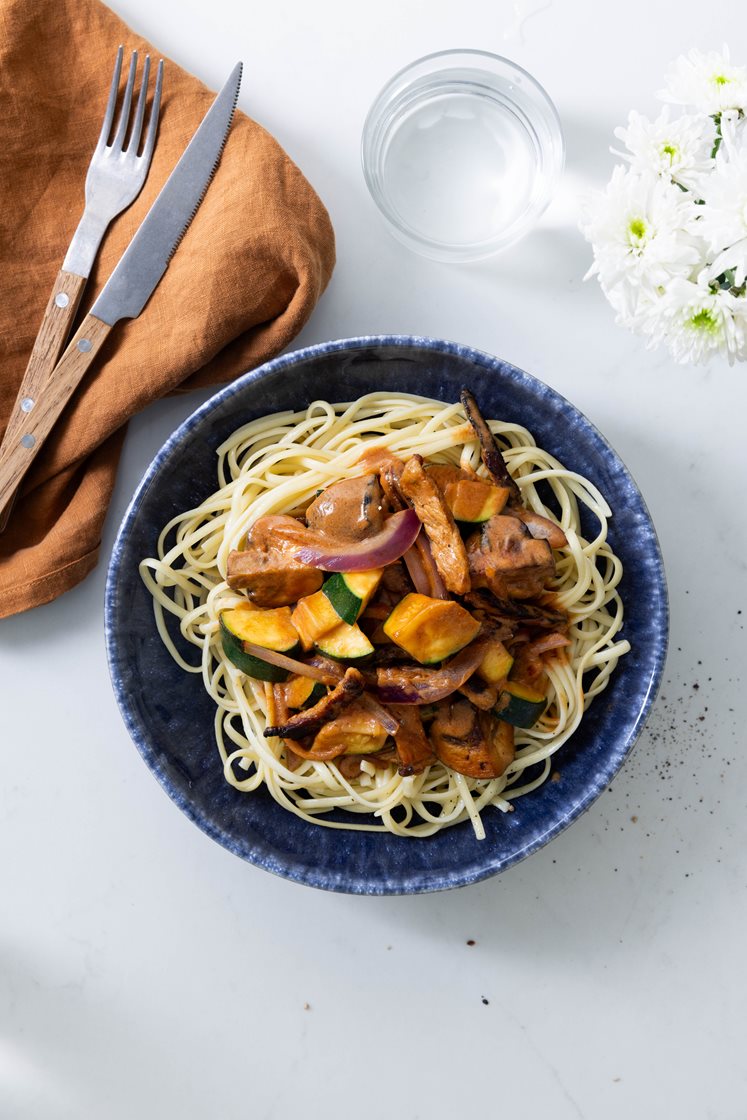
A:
2;1;747;1117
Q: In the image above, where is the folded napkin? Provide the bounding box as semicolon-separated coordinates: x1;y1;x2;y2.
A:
0;0;335;620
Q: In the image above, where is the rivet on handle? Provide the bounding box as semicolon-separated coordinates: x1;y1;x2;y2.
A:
21;398;35;412
55;292;70;308
77;338;92;353
20;434;35;449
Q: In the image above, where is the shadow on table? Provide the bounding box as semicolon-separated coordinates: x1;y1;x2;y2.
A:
0;947;216;1120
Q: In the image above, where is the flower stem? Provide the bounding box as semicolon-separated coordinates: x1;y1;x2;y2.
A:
710;112;723;159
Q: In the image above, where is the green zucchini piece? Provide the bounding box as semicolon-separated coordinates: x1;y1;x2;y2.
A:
315;621;374;660
291;589;342;650
495;680;547;728
285;675;327;709
322;568;384;625
444;479;510;523
478;641;514;686
220;605;300;682
383;593;480;665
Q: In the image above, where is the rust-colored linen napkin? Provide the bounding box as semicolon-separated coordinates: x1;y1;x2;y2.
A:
0;0;335;620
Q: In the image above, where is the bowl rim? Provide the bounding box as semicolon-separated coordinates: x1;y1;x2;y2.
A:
105;334;669;894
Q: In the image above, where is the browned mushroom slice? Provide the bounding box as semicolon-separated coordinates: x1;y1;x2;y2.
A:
465;589;569;632
305;474;384;542
396;455;470;595
457;675;500;710
306;702;391;760
389;705;436;775
336;747;400;779
379;457;406;510
466;514;556;601
264;667;365;740
460;388;522;505
510;507;568;549
430;699;515;779
378;559;413;602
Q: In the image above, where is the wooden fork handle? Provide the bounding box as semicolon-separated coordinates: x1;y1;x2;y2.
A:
0;312;113;517
0;269;87;530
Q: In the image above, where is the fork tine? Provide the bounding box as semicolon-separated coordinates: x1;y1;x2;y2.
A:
96;45;123;149
127;54;151;154
111;51;138;150
141;60;164;165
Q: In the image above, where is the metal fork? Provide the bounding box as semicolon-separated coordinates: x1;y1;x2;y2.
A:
0;47;163;530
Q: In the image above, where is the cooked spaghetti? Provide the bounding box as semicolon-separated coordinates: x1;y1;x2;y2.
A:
140;393;630;839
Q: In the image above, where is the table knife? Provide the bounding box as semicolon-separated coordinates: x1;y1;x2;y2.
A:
0;61;243;519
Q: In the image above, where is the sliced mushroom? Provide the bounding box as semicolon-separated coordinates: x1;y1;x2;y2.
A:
510;507;568;549
465;588;569;632
375;639;488;705
390;705;436;775
466;514;556;601
305;474;384;542
457;675;500;710
460;388;522;505
430;699;515;779
264;667;364;740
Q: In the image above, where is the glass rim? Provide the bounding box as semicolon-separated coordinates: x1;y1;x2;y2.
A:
361;48;565;261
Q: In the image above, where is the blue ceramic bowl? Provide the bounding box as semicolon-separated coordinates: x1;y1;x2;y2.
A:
105;336;668;894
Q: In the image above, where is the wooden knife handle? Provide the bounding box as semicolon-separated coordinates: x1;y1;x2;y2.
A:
0;312;113;517
0;269;87;530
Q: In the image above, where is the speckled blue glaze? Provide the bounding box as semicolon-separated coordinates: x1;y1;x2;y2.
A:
105;336;668;895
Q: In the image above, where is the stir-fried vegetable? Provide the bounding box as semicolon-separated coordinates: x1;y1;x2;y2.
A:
383;593;480;664
296;508;421;571
223;389;571;778
220;605;301;682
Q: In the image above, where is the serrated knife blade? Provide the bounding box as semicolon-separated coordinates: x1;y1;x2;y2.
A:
0;61;243;517
92;60;242;324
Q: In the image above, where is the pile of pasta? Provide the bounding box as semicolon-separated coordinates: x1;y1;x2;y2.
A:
140;394;630;839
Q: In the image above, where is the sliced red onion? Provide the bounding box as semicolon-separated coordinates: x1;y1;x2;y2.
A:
297;509;421;572
359;694;400;735
528;632;571;655
374;640;488;705
241;642;340;684
304;654;346;682
413;533;448;600
402;539;430;596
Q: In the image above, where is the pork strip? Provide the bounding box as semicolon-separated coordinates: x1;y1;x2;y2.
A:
396;455;470;595
227;515;323;607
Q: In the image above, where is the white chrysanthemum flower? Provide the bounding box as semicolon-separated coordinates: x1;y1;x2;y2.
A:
581;48;747;364
659;47;747;114
581;165;704;318
692;124;747;285
718;107;747;152
642;277;747;364
613;107;715;189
